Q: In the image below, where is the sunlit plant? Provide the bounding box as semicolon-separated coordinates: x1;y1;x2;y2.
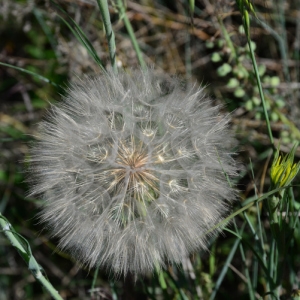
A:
27;69;238;276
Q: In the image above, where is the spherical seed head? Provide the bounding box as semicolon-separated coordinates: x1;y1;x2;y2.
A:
28;69;238;276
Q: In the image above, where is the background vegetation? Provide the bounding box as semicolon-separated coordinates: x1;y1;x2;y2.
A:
0;0;300;299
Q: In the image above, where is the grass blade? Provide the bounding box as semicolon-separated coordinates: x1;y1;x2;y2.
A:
0;213;64;300
0;62;59;88
209;231;241;300
51;1;105;71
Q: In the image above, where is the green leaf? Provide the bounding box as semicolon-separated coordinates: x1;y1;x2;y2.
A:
227;78;239;88
211;52;222;63
217;63;232;77
234;87;246;98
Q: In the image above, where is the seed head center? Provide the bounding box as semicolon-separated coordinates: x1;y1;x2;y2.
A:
111;137;159;201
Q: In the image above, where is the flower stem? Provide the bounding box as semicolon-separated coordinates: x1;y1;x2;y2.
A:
155;264;167;290
244;13;274;147
116;0;147;70
0;213;64;300
236;2;274;148
96;0;118;74
90;264;100;294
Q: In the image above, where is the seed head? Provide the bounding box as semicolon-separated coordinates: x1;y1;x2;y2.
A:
28;69;238;276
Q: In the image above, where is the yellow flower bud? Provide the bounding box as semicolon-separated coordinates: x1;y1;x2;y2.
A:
270;144;300;188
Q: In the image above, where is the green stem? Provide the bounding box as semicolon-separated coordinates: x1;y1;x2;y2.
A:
219;17;237;62
90;264;100;295
203;186;284;238
116;0;147;70
241;10;274;147
96;0;118;74
247;36;274;147
155;264;167;290
269;195;280;223
234;222;255;300
0;213;64;300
